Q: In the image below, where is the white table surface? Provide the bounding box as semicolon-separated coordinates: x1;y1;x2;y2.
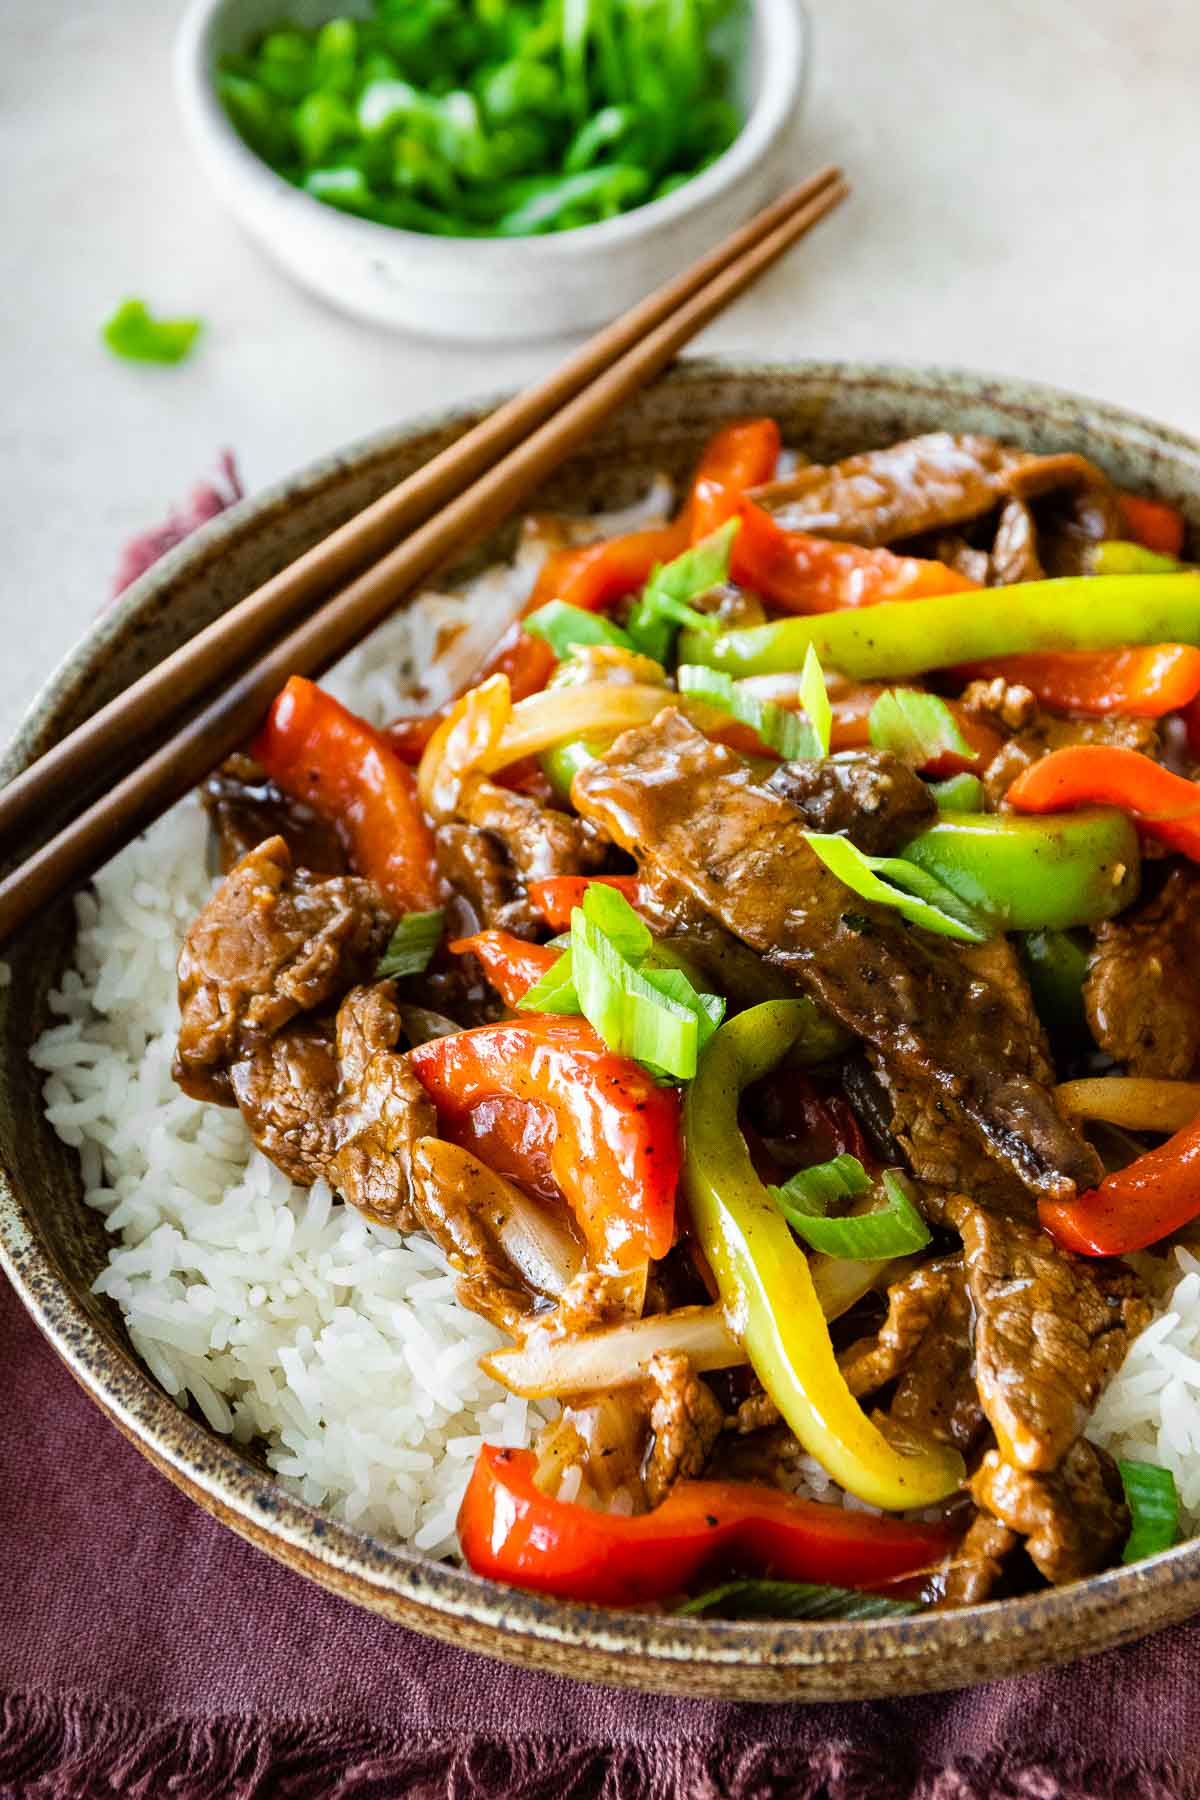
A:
3;0;1198;741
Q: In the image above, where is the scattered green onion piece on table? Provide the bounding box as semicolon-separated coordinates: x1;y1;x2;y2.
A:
102;299;203;366
802;833;991;943
929;772;985;812
626;520;739;663
377;909;445;978
677;666;820;759
1119;1460;1180;1563
869;688;974;767
771;1168;932;1260
676;1579;919;1620
525;601;635;659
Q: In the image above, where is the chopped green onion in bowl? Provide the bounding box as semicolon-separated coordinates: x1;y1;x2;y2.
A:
214;0;747;240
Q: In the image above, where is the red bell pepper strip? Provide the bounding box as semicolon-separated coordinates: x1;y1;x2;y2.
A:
252;676;440;913
409;1017;680;1268
521;521;690;622
1119;492;1186;558
385;621;556;764
449;931;560;1007
705;497;978;615
1007;744;1200;862
527;874;643;932
687;417;782;535
457;1446;956;1607
955;646;1200;719
1039;1114;1200;1256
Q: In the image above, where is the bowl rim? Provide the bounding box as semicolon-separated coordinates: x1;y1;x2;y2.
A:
172;0;807;258
6;355;1200;1700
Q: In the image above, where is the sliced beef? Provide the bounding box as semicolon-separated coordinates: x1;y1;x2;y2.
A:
971;1441;1129;1585
203;755;348;877
327;984;436;1231
751;433;1117;549
960;678;1039;735
929;534;991;586
175;837;393;1094
950;1195;1151;1471
1085;866;1200;1077
409;1139;559;1332
458;776;607;885
228;1019;340;1186
988;497;1045;586
643;1352;724;1507
633;868;797;1006
765;750;936;856
435;820;538;937
839;1256;986;1452
939;1511;1019;1607
573;710;1101;1204
871;1059;1034;1219
982;712;1159;806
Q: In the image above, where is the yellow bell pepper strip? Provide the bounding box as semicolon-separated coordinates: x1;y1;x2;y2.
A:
1039;1113;1200;1257
899;809;1140;932
682;1000;965;1511
1091;541;1183;576
677;572;1200;682
1007;746;1200;863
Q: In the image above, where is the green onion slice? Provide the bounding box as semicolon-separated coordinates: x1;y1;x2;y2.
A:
868;688;975;768
1119;1460;1180;1563
929;772;985;812
677;666;820;760
797;644;832;757
377;909;445;978
677;1579;919;1620
770;1167;932;1259
1092;541;1183;576
102;299;203;366
802;832;991;943
524;601;635;658
519;883;723;1079
626;520;738;662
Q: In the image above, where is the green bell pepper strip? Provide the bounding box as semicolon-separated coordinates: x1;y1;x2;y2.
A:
1091;542;1184;576
1018;928;1091;1050
929;772;984;812
683;1001;966;1511
677;573;1200;681
899;808;1140;932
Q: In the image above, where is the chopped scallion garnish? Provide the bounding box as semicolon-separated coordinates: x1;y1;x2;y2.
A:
868;688;975;768
929;772;985;811
625;520;738;662
1119;1460;1180;1563
377;909;445;978
677;665;820;760
802;832;991;943
524;601;635;659
676;1578;919;1620
770;1166;932;1259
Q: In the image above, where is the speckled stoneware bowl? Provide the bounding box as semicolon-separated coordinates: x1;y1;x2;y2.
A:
4;361;1200;1703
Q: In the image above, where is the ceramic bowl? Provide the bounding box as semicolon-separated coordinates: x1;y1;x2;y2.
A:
4;361;1200;1703
173;0;808;341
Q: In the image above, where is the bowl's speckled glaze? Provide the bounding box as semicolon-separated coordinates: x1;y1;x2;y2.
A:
3;361;1200;1703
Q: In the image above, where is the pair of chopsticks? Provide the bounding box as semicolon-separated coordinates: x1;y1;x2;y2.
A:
0;166;847;943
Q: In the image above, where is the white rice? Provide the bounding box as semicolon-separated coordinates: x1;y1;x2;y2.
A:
30;480;673;1555
31;465;1195;1552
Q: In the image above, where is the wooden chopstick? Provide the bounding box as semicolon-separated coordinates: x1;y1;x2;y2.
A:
0;171;847;943
0;166;842;850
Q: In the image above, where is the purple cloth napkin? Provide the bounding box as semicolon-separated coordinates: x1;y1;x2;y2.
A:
3;472;1199;1799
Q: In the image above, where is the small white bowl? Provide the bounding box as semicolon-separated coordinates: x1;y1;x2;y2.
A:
174;0;808;342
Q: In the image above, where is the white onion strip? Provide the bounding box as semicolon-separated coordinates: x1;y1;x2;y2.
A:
1056;1078;1200;1135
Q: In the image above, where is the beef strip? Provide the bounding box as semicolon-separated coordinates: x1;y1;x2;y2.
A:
642;1352;724;1507
175;836;393;1100
203;755;348;877
458;776;608;885
1085;866;1200;1077
434;821;539;937
948;1194;1151;1472
939;1511;1020;1607
765;750;936;856
326;983;436;1231
227;1019;340;1185
839;1256;986;1453
751;434;1118;548
982;713;1160;807
409;1139;559;1333
635;867;799;1006
573;711;1101;1203
970;1440;1129;1585
929;534;991;586
960;678;1039;734
988;497;1045;586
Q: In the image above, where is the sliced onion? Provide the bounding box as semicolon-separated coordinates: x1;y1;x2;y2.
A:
416;672;511;821
1056;1078;1200;1135
413;1138;582;1299
478;683;672;772
483;1304;742;1396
